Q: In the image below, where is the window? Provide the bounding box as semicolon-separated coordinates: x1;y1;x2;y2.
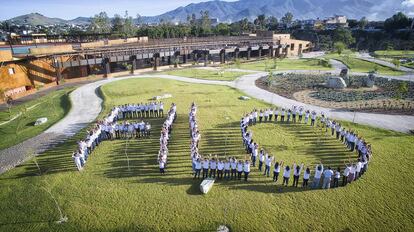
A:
291;43;295;51
8;68;15;75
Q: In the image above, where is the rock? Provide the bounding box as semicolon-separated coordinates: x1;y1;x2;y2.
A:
326;77;347;89
365;72;376;88
339;68;348;77
217;225;230;232
34;117;48;126
239;96;251;100
200;178;215;194
340;68;350;85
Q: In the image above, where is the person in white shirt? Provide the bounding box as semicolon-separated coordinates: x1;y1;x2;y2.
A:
343;163;351;186
335;123;342;140
302;167;311;188
243;160;251;181
287;109;291;122
282;165;291;186
298;107;304;122
191;154;198;173
217;160;224;179
159;102;164;117
273;161;283;183
230;157;237;180
159;160;166;174
194;158;202;179
154;102;159;118
202;158;209;179
224;158;231;180
72;151;83;171
322;167;334;189
264;155;274;177
348;164;356;183
145;122;151;137
248;141;255;158
292;163;304;187
209;158;217;178
259;110;264;123
264;109;269;122
292;106;297;123
269;108;274;121
251;143;258;167
355;159;363;180
312;163;324;189
311;111;317;126
258;149;265;171
333;167;341;188
145;104;150;118
274;108;279;122
237;160;244;180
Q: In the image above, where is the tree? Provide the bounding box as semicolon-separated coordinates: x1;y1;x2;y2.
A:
396;82;409;100
89;12;111;33
215;23;230;36
333;27;355;46
392;59;401;68
112;14;124;34
347;19;359;28
281;12;294;28
136;13;143;26
384;12;411;31
266;16;278;30
200;11;211;35
254;14;266;30
240;18;250;32
359;17;368;30
334;42;346;55
123;11;136;37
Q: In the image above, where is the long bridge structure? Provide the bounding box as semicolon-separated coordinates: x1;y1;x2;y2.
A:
0;34;311;100
45;36;304;80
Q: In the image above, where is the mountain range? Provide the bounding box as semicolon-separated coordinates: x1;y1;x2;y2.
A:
4;0;411;26
5;13;92;26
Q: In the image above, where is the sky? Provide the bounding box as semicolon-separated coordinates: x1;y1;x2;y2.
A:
0;0;413;21
0;0;238;20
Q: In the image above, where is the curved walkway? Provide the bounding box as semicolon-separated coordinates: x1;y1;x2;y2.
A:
1;66;414;174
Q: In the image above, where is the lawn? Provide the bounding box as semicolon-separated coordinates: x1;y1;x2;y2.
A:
0;88;73;150
325;53;405;76
374;50;414;57
162;68;247;81
0;78;413;231
231;58;333;71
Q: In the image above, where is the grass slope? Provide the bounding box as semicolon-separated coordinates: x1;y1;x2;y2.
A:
162;68;247;81
232;58;332;71
324;53;404;76
0;78;413;231
374;50;414;57
0;88;73;150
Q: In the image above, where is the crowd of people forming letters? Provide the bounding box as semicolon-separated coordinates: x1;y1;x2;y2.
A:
71;102;176;171
72;99;373;190
189;103;373;190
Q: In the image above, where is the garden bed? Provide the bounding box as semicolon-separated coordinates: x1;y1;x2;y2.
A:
256;73;414;115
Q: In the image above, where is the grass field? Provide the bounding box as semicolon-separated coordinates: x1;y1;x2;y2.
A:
0;88;73;150
162;68;247;81
374;50;414;57
0;78;413;231
231;58;333;71
324;52;404;76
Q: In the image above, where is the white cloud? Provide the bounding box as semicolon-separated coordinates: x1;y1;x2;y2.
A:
402;0;414;7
